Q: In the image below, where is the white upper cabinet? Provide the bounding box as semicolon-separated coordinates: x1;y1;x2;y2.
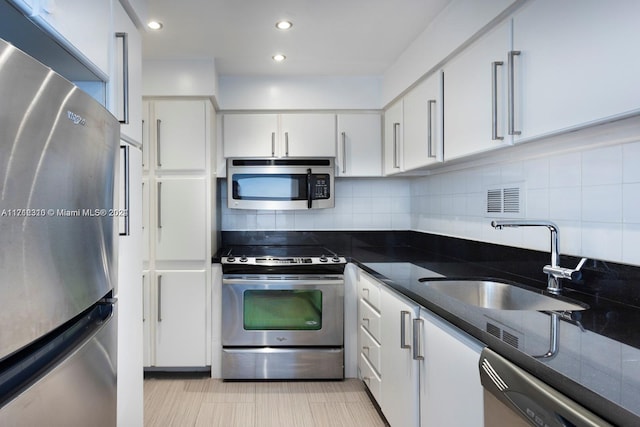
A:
223;113;336;158
336;114;382;177
31;0;111;78
403;72;444;170
153;100;207;171
280;114;336;157
443;20;512;161
511;0;640;141
383;100;403;175
223;114;278;158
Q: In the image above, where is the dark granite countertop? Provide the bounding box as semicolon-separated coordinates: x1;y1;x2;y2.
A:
216;230;640;426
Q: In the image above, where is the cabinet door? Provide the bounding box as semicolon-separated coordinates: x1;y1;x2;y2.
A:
223;114;278;157
380;287;420;427
383;100;403;175
336;114;382;177
154;270;207;367
142;101;150;170
155;177;206;262
444;20;511;161
32;0;110;76
141;177;150;266
403;72;443;170
112;1;142;142
419;309;484;427
280;113;336;157
154;100;206;170
512;0;640;140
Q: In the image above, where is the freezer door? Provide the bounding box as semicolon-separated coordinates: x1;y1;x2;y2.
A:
0;38;119;360
0;303;117;425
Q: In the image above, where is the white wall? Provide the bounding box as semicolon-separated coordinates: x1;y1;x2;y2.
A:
220;177;411;231
411;118;640;266
218;75;383;110
142;58;219;98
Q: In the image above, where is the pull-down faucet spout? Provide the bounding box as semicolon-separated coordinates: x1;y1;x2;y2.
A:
491;220;585;294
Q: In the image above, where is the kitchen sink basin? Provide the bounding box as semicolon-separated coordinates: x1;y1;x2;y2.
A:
419;279;588;311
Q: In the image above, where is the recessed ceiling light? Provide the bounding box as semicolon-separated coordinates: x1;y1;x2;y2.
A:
147;21;163;30
272;54;286;62
275;20;293;30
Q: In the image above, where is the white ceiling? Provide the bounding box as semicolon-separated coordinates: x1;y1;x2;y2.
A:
142;0;453;77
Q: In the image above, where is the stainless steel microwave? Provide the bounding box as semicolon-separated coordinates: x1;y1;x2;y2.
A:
227;158;335;210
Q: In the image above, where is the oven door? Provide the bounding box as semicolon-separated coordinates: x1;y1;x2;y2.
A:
221;275;344;347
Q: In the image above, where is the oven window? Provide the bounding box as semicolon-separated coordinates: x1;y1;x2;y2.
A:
232;174;307;201
243;290;322;330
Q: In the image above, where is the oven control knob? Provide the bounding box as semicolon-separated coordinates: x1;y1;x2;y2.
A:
319;255;328;263
226;256;236;263
240;255;248;262
331;256;341;263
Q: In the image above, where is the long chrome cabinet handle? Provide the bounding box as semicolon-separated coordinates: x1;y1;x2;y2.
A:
508;50;522;136
119;145;130;236
157;275;162;322
427;100;437;158
341;131;347;174
400;310;411;349
393;122;400;169
271;132;276;156
491;61;504;141
156;119;162;166
413;318;425;360
115;32;129;124
141;119;145;168
142;275;146;322
156;182;162;228
285;132;289;157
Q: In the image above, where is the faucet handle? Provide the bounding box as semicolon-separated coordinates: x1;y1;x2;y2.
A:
543;257;587;282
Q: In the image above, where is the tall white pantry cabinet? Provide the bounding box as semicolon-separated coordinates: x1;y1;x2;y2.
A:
142;98;215;370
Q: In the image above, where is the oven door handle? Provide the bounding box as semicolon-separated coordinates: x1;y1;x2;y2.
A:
307;168;313;209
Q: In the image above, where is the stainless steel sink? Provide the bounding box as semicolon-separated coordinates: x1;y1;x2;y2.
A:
420;279;587;311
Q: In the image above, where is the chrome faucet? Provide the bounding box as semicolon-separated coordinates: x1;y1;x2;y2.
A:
491;220;586;294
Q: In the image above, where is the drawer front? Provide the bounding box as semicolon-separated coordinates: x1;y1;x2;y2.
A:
359;299;381;341
358;274;381;310
359;325;381;373
359;353;381;404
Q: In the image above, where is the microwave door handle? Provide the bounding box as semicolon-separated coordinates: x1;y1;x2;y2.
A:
307;168;312;209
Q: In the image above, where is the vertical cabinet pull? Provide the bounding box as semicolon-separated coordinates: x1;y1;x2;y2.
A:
142;275;146;322
427;100;437;158
141;119;145;168
115;32;129;124
400;310;411;349
491;61;504;141
156;119;162;166
157;275;162;322
271;132;276;156
508;50;522;136
413;318;425;360
393;122;400;169
285;132;290;157
119;145;130;236
156;182;162;228
341;131;347;174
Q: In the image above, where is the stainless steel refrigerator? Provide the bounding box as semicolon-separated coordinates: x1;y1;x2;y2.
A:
0;38;119;425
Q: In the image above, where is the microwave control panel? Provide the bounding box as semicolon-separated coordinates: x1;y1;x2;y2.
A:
312;174;330;199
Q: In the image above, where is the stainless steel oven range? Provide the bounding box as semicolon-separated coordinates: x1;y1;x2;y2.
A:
221;246;346;380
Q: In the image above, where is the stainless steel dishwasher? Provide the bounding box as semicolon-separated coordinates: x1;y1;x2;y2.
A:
479;348;612;427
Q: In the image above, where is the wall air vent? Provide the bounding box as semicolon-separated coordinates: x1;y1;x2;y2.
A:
485;183;524;218
485;319;522;349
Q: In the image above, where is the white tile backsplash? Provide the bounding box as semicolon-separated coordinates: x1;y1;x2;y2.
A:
219;124;640;265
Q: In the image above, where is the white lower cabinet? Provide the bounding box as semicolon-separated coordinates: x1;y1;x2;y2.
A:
379;287;420;427
356;268;485;427
418;308;485;427
152;270;208;367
